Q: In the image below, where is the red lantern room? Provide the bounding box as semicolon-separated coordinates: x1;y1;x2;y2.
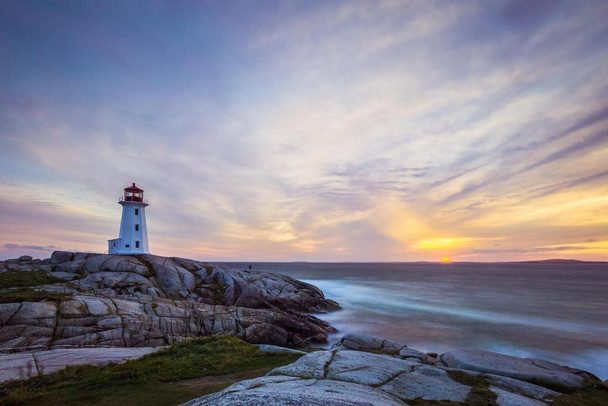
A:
123;183;144;202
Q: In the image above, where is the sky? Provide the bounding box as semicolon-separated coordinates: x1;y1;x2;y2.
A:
1;0;607;262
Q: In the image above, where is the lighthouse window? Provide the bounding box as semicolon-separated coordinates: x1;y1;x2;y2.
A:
135;241;140;248
135;224;139;231
125;244;130;248
135;209;139;215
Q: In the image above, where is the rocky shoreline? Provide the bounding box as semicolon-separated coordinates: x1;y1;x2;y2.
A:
0;251;339;382
1;252;606;405
183;333;605;406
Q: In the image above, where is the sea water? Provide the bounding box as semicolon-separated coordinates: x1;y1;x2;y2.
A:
219;262;608;379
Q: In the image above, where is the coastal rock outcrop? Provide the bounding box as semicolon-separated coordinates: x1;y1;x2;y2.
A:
332;333;435;364
438;349;595;391
0;347;161;382
183;334;602;406
0;252;339;354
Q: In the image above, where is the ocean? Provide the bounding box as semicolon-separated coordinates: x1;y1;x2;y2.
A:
218;261;608;380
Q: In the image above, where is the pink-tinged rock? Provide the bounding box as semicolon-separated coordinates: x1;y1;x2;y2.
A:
0;347;161;382
0;352;37;382
440;349;585;389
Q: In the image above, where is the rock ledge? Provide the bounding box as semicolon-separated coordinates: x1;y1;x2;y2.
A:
0;252;339;358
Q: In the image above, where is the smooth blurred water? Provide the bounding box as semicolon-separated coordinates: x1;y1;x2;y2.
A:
218;261;608;379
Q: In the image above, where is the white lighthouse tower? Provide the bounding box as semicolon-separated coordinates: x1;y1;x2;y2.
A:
108;183;150;255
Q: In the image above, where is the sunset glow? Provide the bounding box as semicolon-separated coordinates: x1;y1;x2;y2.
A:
1;1;607;262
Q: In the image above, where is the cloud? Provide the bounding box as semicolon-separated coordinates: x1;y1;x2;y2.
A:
4;244;57;251
1;1;607;261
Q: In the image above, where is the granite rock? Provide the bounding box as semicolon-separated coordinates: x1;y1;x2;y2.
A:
0;252;339;353
182;337;602;406
182;349;568;406
439;349;586;389
332;332;407;354
183;377;406;406
0;347;160;382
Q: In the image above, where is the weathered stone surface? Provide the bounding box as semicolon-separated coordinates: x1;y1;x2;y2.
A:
271;350;416;386
0;347;160;382
0;295;330;349
182;349;510;406
11;302;57;328
485;373;560;401
332;333;436;364
0;352;37;382
50;271;79;280
398;348;429;363
36;252;340;313
332;332;407;354
256;344;307;355
268;349;334;380
440;349;585;389
0;252;338;352
382;365;471;402
182;337;602;406
51;251;74;264
491;386;547;406
266;350;470;403
183;377;407;406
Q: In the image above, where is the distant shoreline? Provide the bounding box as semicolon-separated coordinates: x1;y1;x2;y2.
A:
215;259;607;265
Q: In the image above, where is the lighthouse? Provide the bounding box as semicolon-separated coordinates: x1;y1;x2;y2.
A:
108;183;150;255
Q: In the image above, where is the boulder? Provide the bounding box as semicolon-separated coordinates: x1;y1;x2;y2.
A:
332;333;407;354
332;333;432;363
440;349;585;390
51;251;74;264
18;255;33;262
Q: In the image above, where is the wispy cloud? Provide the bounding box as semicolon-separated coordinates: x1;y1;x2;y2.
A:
4;244;57;252
1;1;607;261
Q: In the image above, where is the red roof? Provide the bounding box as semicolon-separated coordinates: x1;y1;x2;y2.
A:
124;183;144;192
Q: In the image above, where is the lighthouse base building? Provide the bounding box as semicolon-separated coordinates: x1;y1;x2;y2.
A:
108;183;150;255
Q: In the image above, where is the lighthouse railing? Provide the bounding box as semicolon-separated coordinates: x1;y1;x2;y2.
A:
119;196;148;204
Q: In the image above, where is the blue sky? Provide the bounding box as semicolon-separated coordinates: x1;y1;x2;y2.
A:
1;0;607;261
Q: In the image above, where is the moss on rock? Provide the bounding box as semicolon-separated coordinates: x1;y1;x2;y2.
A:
0;270;64;289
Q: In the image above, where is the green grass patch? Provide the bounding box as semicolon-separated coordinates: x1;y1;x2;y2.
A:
447;370;497;406
0;287;70;304
549;381;608;406
0;270;64;289
203;264;214;275
0;336;303;406
196;282;227;303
